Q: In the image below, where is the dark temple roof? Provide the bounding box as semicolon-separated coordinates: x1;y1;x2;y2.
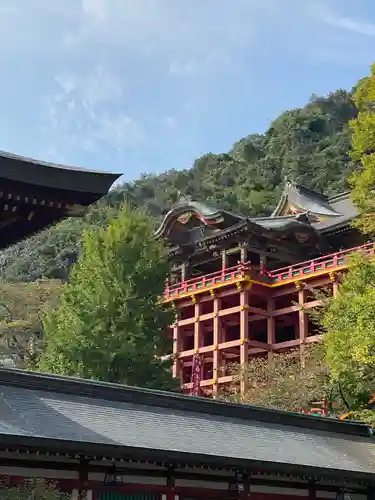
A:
155;183;358;255
0;369;373;480
0;151;121;249
272;182;343;219
271;181;357;233
154;199;244;239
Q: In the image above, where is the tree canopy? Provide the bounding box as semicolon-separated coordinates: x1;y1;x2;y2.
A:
38;206;176;390
313;64;375;426
310;255;375;426
350;63;375;235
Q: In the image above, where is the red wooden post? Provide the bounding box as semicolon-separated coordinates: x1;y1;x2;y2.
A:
212;295;220;398
165;468;177;500
240;288;249;396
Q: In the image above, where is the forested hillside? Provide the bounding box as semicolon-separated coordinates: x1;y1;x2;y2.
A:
0;89;356;283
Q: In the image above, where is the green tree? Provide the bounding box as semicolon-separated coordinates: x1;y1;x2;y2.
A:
350;63;375;235
0;478;68;499
38;206;176;390
321;254;375;418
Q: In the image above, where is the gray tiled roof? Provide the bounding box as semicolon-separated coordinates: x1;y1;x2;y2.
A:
0;381;374;476
314;193;358;231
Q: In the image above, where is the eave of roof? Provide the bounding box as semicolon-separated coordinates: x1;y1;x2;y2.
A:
0;434;373;484
0;150;121;195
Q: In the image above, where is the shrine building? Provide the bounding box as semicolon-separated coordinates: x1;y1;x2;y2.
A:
0;368;373;500
156;182;371;397
0;153;373;499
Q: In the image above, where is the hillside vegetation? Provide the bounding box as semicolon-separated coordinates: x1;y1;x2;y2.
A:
0;89;356;283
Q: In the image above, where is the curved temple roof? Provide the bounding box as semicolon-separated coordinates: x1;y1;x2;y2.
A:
0;150;120;195
272;181;343;219
155;181;358;251
154;200;244;239
0;150;122;249
155;199;318;240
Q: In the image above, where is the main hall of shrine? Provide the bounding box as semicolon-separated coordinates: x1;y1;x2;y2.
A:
0;152;373;500
156;182;371;397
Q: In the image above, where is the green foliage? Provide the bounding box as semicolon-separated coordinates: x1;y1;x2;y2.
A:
223;344;334;413
350;63;375;235
38;206;177;390
0;478;68;499
0;280;62;368
350;409;375;427
0;90;356;282
322;254;375;410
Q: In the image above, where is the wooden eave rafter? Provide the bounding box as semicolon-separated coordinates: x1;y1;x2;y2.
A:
0;451;372;490
0;443;373;486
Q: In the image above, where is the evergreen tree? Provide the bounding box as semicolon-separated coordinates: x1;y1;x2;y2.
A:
38;205;176;390
350;63;375;235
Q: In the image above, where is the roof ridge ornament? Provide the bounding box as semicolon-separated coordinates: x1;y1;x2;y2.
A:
173;192;193;207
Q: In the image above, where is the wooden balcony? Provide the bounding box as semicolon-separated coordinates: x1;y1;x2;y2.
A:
164;242;374;301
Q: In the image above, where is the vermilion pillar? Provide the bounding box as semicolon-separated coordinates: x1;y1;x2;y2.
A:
172;323;180;379
194;299;201;351
298;286;308;356
240;287;249;395
267;297;275;361
212;293;220;397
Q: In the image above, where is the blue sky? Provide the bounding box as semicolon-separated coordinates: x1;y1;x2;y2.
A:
0;0;374;183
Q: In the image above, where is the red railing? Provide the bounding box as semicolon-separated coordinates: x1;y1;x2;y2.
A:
269;241;374;284
164;242;374;299
164;263;250;299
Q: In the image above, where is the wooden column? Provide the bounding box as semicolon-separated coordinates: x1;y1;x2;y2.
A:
212;293;220;398
181;261;188;281
77;461;90;500
220;323;227;377
240;287;249;396
193;297;202;391
298;286;308;356
308;480;316;500
221;250;228;270
172;323;180;379
193;298;201;352
240;243;248;263
330;272;339;297
165;468;177;500
260;254;267;273
267;297;275;361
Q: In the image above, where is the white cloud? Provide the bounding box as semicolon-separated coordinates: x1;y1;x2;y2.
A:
322;12;375;37
0;0;373;173
43;65;142;160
